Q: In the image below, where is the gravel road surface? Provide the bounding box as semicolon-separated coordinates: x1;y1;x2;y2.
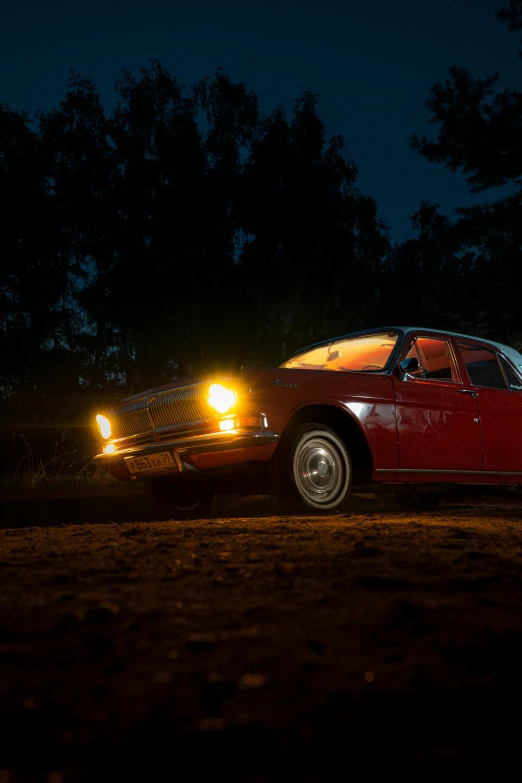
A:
1;506;522;782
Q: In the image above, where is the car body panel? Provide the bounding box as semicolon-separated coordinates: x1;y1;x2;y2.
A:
473;387;522;472
391;331;482;471
392;375;482;470
242;367;398;470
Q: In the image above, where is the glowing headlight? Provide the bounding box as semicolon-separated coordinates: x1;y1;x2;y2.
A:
96;414;112;439
208;383;237;415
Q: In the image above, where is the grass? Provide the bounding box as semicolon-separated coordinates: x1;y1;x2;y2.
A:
0;468;119;491
0;434;118;491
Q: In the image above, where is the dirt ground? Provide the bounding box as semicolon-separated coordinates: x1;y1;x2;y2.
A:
2;505;522;782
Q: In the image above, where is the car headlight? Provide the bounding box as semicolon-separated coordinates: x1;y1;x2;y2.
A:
96;414;112;439
208;383;237;415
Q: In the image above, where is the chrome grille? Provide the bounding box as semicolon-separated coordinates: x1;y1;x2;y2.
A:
149;384;211;429
110;383;212;441
110;397;152;440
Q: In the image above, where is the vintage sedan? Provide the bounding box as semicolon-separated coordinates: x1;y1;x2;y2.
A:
93;327;522;515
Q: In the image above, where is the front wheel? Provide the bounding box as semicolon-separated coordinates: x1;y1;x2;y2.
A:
283;424;352;512
145;477;215;519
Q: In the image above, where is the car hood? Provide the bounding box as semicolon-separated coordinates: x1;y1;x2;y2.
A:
240;366;381;388
121;365;382;404
121;373;244;403
121;366;299;404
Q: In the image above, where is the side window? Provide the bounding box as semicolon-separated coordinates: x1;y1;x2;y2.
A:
499;356;522;391
457;343;507;390
404;337;460;382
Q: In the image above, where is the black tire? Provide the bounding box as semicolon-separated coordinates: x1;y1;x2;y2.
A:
146;477;215;519
395;491;441;511
282;423;352;513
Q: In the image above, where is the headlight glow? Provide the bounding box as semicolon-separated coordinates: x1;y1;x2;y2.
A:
208;383;237;415
96;414;112;439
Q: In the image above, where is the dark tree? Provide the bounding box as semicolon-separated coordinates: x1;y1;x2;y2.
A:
0;105;51;396
408;2;522;344
108;61;207;387
411;66;522;192
237;92;389;364
379;202;465;328
498;0;522;53
0;63;390;468
37;73;117;391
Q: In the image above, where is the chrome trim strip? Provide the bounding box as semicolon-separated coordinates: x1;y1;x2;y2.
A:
376;468;522;476
93;430;279;469
145;398;156;429
109;420;213;447
153;418;211;435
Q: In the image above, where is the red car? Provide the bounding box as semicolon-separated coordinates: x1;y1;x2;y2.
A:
93;327;522;515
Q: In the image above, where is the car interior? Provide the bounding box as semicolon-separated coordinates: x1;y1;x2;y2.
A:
282;333;399;372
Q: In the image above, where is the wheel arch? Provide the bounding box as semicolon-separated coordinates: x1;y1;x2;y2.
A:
273;403;374;484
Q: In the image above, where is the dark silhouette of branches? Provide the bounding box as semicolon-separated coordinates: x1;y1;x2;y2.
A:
498;0;522;54
406;2;522;346
411;67;522;192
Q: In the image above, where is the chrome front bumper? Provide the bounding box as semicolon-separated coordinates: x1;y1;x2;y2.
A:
93;429;279;474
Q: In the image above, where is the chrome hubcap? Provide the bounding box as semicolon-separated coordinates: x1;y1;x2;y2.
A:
293;435;345;506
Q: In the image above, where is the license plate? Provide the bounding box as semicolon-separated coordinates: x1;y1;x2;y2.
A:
125;451;176;474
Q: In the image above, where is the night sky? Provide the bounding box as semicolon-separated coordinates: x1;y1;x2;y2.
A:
2;0;519;241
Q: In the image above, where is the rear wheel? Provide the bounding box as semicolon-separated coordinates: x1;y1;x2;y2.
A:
282;423;352;513
146;477;215;519
395;491;441;511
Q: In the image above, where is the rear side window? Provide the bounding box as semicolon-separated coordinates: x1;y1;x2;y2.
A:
457;343;506;390
499;356;522;391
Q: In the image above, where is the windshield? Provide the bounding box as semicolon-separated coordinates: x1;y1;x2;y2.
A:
280;332;399;372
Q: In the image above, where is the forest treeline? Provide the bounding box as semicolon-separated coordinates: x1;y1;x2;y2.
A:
1;1;522;466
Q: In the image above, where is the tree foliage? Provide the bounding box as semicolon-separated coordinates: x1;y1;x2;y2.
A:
4;0;522;469
0;64;389;464
407;1;522;346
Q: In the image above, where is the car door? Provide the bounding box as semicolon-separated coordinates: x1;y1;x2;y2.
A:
393;335;482;471
455;342;522;472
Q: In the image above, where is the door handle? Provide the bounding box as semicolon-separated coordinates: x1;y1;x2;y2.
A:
456;389;478;398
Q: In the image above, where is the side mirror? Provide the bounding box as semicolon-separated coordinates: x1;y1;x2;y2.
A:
399;357;419;381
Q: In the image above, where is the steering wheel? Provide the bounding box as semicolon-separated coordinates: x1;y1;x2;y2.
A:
360;363;384;371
